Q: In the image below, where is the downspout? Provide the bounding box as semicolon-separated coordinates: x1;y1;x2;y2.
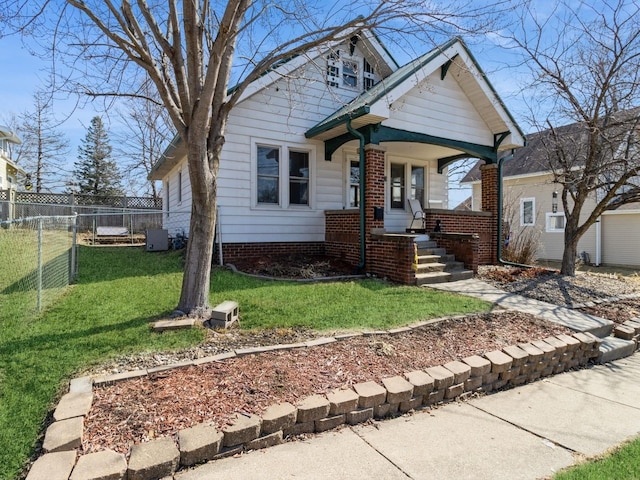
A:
497;152;533;268
595;217;601;266
346;119;366;271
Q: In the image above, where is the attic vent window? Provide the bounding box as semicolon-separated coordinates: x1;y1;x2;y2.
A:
342;59;358;88
363;59;376;90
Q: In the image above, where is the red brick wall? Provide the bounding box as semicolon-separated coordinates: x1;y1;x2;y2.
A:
480;163;499;263
367;234;417;284
431;233;480;273
423;209;493;265
364;146;385;235
325;210;360;266
218;242;325;264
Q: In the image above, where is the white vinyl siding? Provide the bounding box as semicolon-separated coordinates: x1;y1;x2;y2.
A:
602;211;640;267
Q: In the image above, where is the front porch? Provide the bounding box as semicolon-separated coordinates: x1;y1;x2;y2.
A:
325;207;495;285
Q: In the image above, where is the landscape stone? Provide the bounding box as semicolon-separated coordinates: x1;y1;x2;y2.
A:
556;333;581;352
222;414;261;447
484;350;513;373
327;389;359;415
426;389;445;405
153;318;195;331
283;421;314;436
26;451;77;480
70;449;126;480
296;395;330;423
53;392;93;421
543;336;568;354
43;417;84;453
315;414;346;432
245;431;283;450
261;402;297;434
69;376;93;394
381;376;414;404
518;343;545;362
424;365;455;389
502;345;529;367
615;324;636;340
461;355;491;377
353;381;387;408
399;395;423;412
346;408;374;425
192;351;236;365
304;337;337;347
445;383;465;399
531;340;556;359
178;423;223;466
404;370;435;396
464;376;483;392
443;361;471;384
374;403;391;418
127;437;180;480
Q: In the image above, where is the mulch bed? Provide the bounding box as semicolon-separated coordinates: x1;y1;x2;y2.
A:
83;311;571;456
229;254;357;279
578;299;640;324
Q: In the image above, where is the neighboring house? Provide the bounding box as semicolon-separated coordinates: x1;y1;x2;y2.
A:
151;32;524;284
0;126;23;190
461;123;640;268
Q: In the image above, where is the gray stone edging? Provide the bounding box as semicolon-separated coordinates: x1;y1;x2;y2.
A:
32;324;611;480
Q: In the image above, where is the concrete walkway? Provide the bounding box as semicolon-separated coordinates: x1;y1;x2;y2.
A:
176;354;640;480
427;278;614;337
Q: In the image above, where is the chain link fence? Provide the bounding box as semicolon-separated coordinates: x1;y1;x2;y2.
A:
1;215;78;315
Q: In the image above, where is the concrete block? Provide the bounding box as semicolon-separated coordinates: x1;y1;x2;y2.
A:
26;451;76;480
69;376;93;394
404;370;434;396
518;343;545;363
443;361;471;384
353;381;387;409
283;421;314;436
374;403;391;418
424;365;455;389
210;301;238;328
222;414;261;447
445;383;465;399
261;402;297;435
556;333;581;352
70;449;126;480
346;408;374;425
43;417;83;453
327;389;359;415
153;318;195;331
426;389;445;405
296;395;330;423
388;403;400;415
127;437;179;480
315;414;345;432
531;340;556;359
573;332;597;351
464;376;483;392
482;372;499;385
484;350;512;373
615;324;636;340
245;431;283;450
381;376;414;404
502;345;529;367
53;392;93;422
399;395;423;413
461;355;491;377
510;374;528;386
623;319;640;333
544;336;568;354
178;423;222;467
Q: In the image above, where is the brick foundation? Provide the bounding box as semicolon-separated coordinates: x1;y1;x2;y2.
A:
217;242;325;264
325;210;360;267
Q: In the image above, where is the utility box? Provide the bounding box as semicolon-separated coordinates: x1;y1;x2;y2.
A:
146;229;169;251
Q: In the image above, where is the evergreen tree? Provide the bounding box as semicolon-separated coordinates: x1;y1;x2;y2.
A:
73;116;123;197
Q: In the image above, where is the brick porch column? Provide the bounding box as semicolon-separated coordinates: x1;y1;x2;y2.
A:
480;163;499;264
364;145;386;270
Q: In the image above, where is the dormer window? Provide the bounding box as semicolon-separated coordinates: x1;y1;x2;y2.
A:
342;60;358;88
327;50;379;91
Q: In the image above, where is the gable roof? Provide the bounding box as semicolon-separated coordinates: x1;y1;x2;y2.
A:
305;37;525;150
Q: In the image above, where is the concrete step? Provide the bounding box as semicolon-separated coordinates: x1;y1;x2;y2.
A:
415;262;447;274
416;254;442;264
415;269;473;286
443;261;465;272
417;247;447;256
597;336;637;363
415;240;437;249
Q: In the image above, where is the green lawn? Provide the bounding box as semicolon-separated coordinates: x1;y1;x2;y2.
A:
553;437;640;480
0;246;490;480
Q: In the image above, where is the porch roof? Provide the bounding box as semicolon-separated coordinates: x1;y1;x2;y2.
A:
305;37;525;156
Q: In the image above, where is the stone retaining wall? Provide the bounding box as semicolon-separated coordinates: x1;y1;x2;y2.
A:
27;330;603;480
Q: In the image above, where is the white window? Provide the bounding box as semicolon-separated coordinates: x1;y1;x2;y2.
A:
348;158;360;208
326;51;379;91
390;163;406;209
520;198;535;226
410;166;425;205
546;213;566;232
254;141;314;208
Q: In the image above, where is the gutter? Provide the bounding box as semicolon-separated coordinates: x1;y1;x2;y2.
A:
346;119;366;271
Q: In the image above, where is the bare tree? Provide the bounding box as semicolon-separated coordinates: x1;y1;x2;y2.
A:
115;81;171;199
16;92;70;193
5;0;506;317
506;0;640;275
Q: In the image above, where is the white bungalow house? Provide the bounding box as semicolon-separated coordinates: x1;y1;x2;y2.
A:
461;122;640;268
150;32;525;284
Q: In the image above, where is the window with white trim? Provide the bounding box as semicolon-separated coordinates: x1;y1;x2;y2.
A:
520;198;535;226
326;51;378;91
410;166;425;205
390;163;406;209
289;150;309;206
257;145;280;205
546;213;566;232
348;159;360;208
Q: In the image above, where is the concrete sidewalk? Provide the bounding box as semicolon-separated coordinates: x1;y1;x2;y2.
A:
176;354;640;480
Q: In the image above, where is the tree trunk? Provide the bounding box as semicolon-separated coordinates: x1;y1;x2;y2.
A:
560;223;579;276
176;137;218;317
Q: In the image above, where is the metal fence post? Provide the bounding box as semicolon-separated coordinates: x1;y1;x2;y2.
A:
71;214;78;282
37;217;43;312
